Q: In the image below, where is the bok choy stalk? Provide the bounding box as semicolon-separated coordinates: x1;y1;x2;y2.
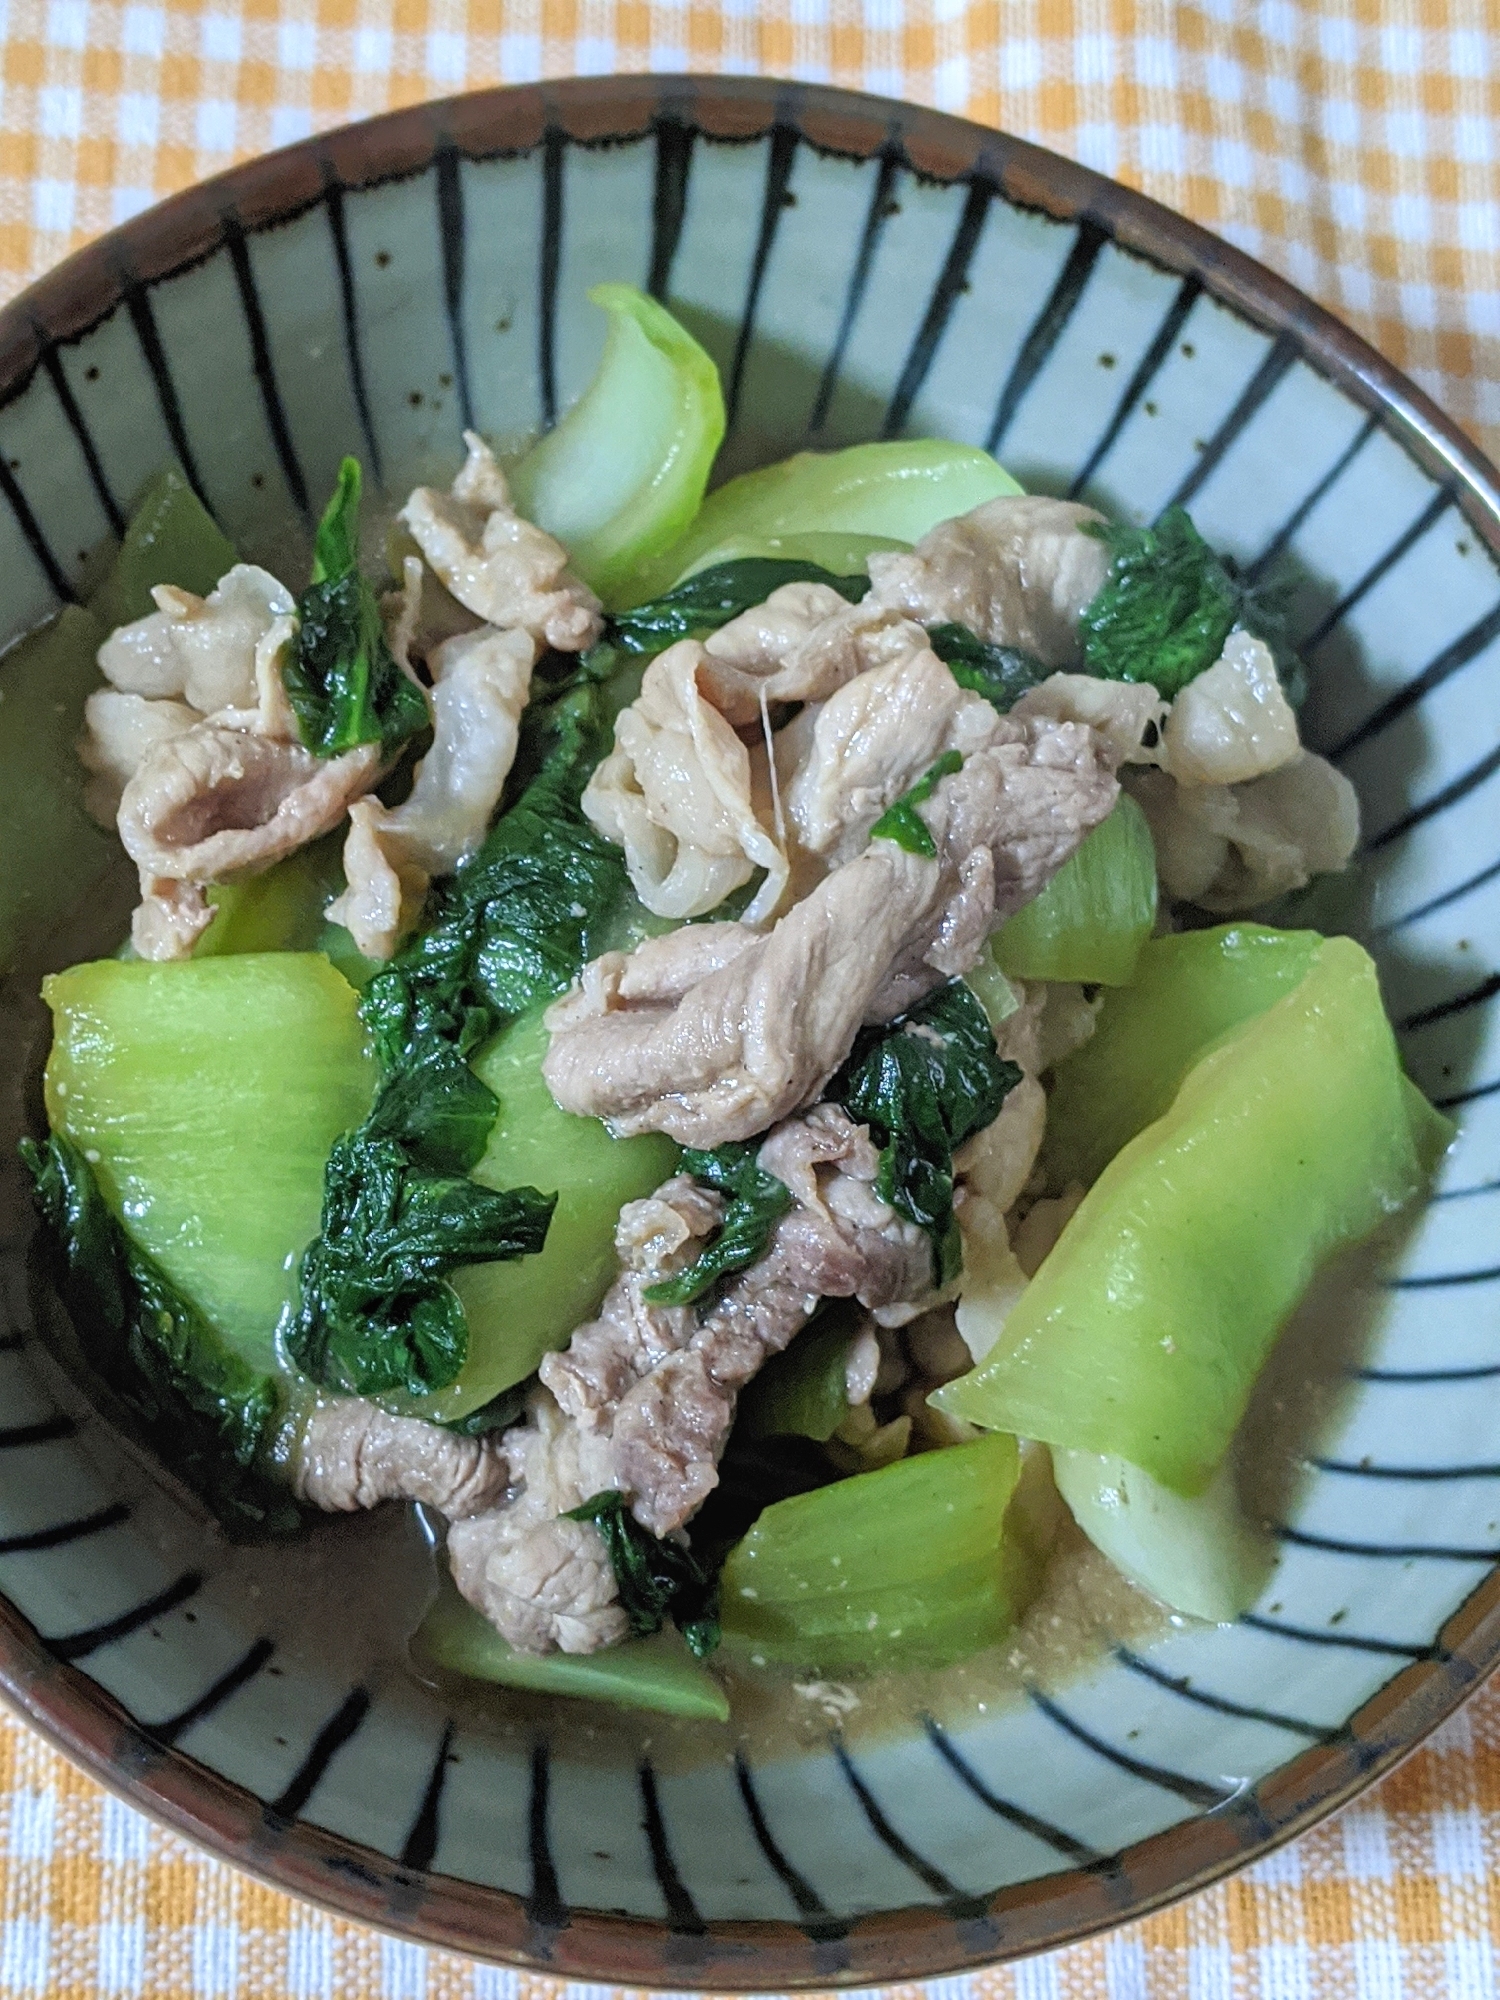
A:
935;936;1452;1494
413;1573;728;1719
626;439;1023;602
736;1311;859;1445
719;1432;1035;1669
1051;1448;1268;1624
988;792;1158;987
1041;924;1324;1190
40;954;377;1370
22;1134;295;1536
1;466;238;973
89;462;237;629
510;284;725;604
407;1008;677;1423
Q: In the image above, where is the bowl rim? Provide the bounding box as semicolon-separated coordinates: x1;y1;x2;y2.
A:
2;71;1498;1988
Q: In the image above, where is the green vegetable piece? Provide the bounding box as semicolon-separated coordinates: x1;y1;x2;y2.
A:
22;1134;295;1536
392;1007;677;1422
361;664;628;1072
88;463;236;630
282;457;429;760
832;981;1021;1283
720;1433;1032;1670
989;792;1158;987
566;1491;720;1657
737;1312;853;1444
285;1129;555;1399
934;937;1451;1493
296;659;645;1415
610;557;866;656
0;608;116;976
414;1578;729;1719
1052;1449;1268;1624
668;530;907;585
928;623;1053;711
510;283;726;605
42;953;377;1371
1080;506;1273;698
868;750;964;858
1042;923;1324;1190
962;938;1022;1035
643;1142;792;1308
628;440;1023;605
195;837;345;958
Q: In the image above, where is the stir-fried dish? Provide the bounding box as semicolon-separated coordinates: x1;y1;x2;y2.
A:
20;286;1451;1723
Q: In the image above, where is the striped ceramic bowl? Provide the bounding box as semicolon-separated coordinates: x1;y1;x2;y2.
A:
0;76;1496;1985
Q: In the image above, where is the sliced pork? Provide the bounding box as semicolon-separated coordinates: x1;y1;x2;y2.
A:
446;1105;934;1652
400;432;603;655
698;582;929;726
581;638;788;924
293;1398;509;1518
543;715;1118;1148
327;623;537;958
866;496;1110;664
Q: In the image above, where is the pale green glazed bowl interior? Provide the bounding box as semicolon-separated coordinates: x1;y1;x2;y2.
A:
0;76;1497;1986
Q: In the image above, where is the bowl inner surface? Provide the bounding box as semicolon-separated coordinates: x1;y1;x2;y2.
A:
0;77;1497;1987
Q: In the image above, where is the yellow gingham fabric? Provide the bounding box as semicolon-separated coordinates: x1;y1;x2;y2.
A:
1;1;1499;1992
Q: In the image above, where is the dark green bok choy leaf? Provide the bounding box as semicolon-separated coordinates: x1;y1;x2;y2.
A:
22;1135;295;1536
282;457;429;760
831;981;1020;1284
641;1143;793;1309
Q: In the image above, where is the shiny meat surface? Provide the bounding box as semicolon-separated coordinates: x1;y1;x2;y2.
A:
699;582;929;726
448;1105;934;1652
581;638;788;924
445;1394;627;1655
399;432;603;654
117;724;381;958
866;496;1110;664
1010;672;1168;767
327;623;536;958
96;564;295;714
543;716;1118;1147
294;1398;509;1518
786;645;1004;861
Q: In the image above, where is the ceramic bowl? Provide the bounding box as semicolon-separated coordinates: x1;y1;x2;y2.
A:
0;76;1497;1987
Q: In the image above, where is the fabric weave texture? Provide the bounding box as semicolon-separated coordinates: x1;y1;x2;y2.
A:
0;1;1497;1993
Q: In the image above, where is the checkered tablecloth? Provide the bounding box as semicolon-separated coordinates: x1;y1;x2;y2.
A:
1;3;1498;1994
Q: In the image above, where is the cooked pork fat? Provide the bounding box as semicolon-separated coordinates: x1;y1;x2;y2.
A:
446;1105;933;1652
1009;672;1168;768
698;581;930;726
78;689;201;823
294;1398;508;1517
327;623;537;958
786;645;1005;861
866;496;1110;664
580;638;789;925
400;432;604;655
118;725;381;959
96;564;296;714
543;714;1118;1147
